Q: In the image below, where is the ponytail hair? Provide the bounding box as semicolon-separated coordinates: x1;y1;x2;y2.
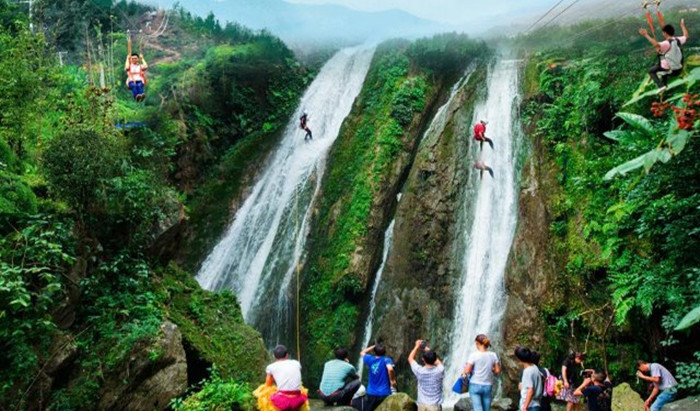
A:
475;334;491;348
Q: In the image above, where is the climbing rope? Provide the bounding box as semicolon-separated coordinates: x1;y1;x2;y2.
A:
294;183;302;361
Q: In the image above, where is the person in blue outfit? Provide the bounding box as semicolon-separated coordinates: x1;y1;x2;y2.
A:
361;344;397;411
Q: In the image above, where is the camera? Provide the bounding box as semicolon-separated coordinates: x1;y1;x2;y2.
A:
419;340;427;349
581;370;593;379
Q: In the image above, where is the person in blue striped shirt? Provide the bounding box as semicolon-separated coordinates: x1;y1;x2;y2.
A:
318;347;361;406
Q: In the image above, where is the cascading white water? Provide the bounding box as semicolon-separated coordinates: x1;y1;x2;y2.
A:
196;46;375;345
357;218;396;378
356;68;474;376
443;58;522;404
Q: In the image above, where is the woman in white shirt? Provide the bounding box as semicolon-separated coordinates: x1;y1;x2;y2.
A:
463;334;501;411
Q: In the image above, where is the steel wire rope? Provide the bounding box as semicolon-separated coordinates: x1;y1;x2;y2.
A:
560;3;641;46
537;0;586;30
525;0;569;33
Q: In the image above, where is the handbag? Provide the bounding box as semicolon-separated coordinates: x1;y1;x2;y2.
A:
451;374;469;394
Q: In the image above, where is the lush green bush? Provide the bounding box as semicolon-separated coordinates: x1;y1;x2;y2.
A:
171;367;254;411
0;171;37;216
0;217;75;400
522;33;699;388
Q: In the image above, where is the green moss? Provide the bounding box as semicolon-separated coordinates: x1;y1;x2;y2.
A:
160;264;268;385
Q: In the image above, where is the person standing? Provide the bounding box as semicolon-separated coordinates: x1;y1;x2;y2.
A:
560;352;586;411
408;339;445;411
573;371;613;411
361;344;397;411
463;334;501;411
516;347;544;411
636;360;679;411
318;347;361;406
263;345;308;411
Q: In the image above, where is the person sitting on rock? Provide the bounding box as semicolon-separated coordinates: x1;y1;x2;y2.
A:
408;339;445;411
361;343;397;411
254;345;309;411
574;371;612;411
636;360;678;411
318;346;361;406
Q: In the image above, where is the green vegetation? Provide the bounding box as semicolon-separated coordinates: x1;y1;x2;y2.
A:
171;367;254;411
520;11;699;393
161;264;269;385
301;34;487;384
0;1;306;409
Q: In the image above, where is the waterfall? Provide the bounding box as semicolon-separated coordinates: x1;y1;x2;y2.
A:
357;218;396;378
356;68;474;376
443;58;522;403
196;46;375;345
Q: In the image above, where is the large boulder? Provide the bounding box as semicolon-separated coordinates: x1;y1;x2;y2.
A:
454;397;514;411
612;383;645;411
375;393;417;411
664;396;700;411
308;399;356;411
97;321;187;411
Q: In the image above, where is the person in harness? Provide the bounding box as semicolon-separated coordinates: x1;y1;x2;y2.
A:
125;35;148;102
639;19;689;91
474;161;494;179
300;112;313;141
473;120;494;150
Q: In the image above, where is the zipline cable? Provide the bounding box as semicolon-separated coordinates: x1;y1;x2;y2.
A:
525;0;569;33
537;0;585;30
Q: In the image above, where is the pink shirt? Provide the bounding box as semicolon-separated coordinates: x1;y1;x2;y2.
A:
659;36;686;69
128;64;144;82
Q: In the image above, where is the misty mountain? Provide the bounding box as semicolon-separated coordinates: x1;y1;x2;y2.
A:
151;0;444;45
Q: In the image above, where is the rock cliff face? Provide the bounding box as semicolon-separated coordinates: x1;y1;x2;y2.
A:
500;121;561;397
300;42;467;386
98;321;187;411
369;65;487;390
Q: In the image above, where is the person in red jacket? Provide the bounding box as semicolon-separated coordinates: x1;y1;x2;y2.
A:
473;120;494;150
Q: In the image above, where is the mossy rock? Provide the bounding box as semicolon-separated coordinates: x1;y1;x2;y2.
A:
159;264;269;385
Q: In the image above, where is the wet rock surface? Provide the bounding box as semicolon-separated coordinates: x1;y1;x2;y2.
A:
371;65;487;392
97;321;187;411
664;396;700;411
501;120;561;398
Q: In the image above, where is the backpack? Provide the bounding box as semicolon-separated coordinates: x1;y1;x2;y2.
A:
663;37;684;71
545;373;558;397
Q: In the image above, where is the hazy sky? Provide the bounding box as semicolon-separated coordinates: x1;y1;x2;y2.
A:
285;0;554;24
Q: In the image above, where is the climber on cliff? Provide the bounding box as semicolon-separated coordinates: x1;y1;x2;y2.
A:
300;112;313;141
639;19;689;91
474;161;494;179
473;120;494;150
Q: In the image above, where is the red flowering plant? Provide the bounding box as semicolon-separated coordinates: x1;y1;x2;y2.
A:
604;68;699;180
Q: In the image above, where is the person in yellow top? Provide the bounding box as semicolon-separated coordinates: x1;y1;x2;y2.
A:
125;35;148;102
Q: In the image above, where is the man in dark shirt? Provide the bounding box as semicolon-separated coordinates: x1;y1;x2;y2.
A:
574;372;613;411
